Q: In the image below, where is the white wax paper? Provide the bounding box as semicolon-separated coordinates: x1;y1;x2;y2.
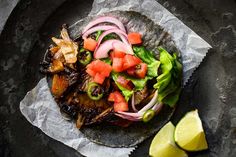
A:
20;0;211;157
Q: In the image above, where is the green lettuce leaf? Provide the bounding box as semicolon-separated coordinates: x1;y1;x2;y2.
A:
111;72;150;101
126;75;151;91
95;30;102;41
133;46;160;77
101;58;112;65
133;46;157;63
147;61;160;77
154;47;182;107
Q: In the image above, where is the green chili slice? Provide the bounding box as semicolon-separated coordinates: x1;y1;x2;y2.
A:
78;49;92;65
142;109;155;122
87;82;104;100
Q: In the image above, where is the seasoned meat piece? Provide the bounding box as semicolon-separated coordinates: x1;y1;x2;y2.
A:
74;93;112;125
133;86;149;105
101;78;111;94
77;72;93;92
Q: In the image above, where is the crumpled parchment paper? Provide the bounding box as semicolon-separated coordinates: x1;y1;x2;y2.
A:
20;0;212;157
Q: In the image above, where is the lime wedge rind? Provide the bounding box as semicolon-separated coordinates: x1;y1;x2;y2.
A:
174;110;208;152
149;122;188;157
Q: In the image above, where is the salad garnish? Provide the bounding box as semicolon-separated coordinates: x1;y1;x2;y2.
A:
40;16;182;128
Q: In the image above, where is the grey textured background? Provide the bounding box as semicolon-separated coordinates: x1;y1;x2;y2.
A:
0;0;236;157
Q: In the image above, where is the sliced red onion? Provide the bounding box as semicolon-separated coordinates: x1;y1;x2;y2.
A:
152;103;163;113
131;94;138;112
94;39;116;58
115;90;160;121
117;111;142;117
138;91;158;114
82;25;117;39
113;41;133;55
94;39;133;59
82;16;126;34
115;113;142;121
96;28;129;51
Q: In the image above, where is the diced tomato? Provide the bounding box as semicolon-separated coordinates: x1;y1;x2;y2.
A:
92;60;105;71
126;63;148;78
126;66;135;76
113;50;126;58
135;63;147;78
108;91;125;103
116;76;134;90
110;51;126;59
108;91;129;112
86;60;112;84
114;102;129;112
123;55;141;70
83;38;97;51
128;32;142;45
86;68;96;77
113;91;126;103
110;51;115;60
100;66;112;77
93;73;105;84
112;57;124;72
87;60;112;76
132;55;142;63
108;93;115;102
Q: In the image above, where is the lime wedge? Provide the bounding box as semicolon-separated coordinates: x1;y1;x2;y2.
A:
174;110;208;151
149;122;188;157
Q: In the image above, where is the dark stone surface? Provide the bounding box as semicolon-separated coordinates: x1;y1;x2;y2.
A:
0;0;235;157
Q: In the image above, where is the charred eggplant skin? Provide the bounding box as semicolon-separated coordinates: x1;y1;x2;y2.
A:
60;103;78;119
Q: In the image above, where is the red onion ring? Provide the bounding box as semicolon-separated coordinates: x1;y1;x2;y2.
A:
112;41;133;55
115;91;164;121
152;103;163;113
131;94;138;112
115;113;142;121
138;91;158;114
117;111;142;117
95;28;129;51
82;25;117;39
82;16;126;34
94;39;133;59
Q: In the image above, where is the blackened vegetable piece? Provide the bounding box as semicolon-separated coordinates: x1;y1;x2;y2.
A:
76;114;85;129
49;59;64;73
60;103;78;119
87;82;104;100
133;86;149;105
51;74;69;97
